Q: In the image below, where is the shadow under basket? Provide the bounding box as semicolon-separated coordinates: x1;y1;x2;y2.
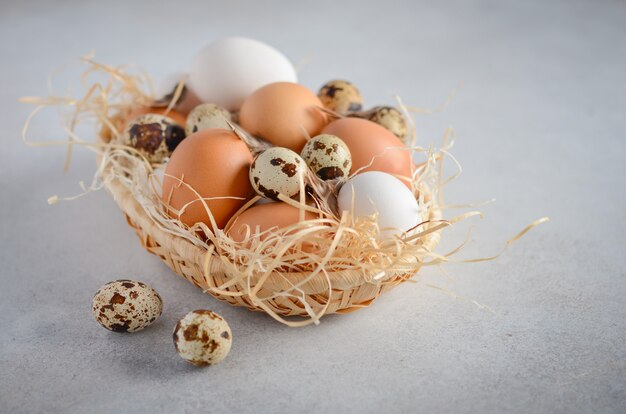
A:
104;163;442;326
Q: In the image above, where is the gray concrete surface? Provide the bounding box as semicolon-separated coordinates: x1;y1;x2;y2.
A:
1;0;625;413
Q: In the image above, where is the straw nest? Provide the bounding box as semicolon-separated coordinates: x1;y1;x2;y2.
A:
21;55;546;327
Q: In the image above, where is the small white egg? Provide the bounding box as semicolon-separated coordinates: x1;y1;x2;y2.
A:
300;134;352;180
173;310;232;366
188;37;298;111
185;103;233;136
249;147;306;200
92;280;163;333
337;171;422;238
121;114;185;164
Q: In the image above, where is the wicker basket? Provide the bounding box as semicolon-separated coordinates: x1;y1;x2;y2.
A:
102;165;442;325
21;57;544;327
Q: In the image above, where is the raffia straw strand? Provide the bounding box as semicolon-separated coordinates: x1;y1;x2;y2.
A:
19;55;548;326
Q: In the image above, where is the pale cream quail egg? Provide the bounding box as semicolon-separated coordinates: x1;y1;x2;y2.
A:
249;147;306;200
91;280;163;333
173;310;232;366
121;114;185;163
318;80;363;114
185;103;233;136
300;134;352;180
351;106;408;142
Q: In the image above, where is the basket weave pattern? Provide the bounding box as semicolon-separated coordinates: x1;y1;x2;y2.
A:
105;172;442;323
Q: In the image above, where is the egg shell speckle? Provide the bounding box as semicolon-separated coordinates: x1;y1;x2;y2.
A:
185;103;233;136
300;134;352;180
91;280;163;333
249;147;306;200
318;80;363;114
353;106;408;141
121;114;185;163
321;117;414;189
173;310;232;366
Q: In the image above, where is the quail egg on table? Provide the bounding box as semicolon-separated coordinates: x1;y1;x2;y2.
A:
249;147;306;200
173;310;232;366
91;280;163;333
185;103;233;136
121;114;186;163
318;80;363;114
300;134;352;180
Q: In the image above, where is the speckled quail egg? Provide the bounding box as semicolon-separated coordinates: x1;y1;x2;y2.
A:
351;106;408;142
249;147;306;200
185;103;233;136
91;280;163;333
173;310;232;366
300;134;352;180
318;80;363;114
121;114;186;163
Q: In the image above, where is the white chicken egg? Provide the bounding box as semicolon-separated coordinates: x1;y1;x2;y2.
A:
337;171;423;238
188;37;298;111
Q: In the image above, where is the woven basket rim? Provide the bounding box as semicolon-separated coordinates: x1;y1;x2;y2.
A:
102;158;442;292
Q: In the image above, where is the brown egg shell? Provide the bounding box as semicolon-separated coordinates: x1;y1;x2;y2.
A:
226;201;319;243
239;82;328;152
162;128;254;231
322;117;413;189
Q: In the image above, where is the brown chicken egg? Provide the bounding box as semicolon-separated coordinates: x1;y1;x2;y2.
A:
239;82;328;152
162;128;254;231
226;202;319;243
322;118;413;188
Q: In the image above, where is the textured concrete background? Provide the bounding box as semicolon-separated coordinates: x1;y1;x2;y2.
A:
1;0;625;413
